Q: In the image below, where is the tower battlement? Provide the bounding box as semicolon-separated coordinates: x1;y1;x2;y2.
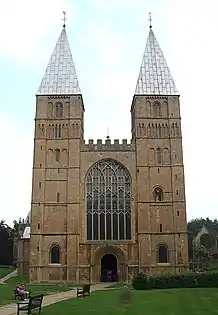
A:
82;139;135;151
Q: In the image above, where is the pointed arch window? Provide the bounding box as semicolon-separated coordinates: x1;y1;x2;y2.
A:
55;149;60;162
157;244;169;263
85;159;131;241
55;103;63;118
156;148;162;164
50;245;60;264
153;102;161;117
154;187;163;201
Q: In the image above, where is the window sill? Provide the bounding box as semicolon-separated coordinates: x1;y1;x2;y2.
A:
85;240;132;244
48;263;61;266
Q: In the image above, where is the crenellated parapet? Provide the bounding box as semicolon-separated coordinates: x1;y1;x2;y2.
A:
82;139;135;151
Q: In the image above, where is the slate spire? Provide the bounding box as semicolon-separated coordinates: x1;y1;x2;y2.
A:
135;23;178;95
36;24;80;95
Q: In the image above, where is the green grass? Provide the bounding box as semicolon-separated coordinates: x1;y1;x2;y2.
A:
0;275;76;306
42;288;218;315
106;282;132;289
0;267;14;278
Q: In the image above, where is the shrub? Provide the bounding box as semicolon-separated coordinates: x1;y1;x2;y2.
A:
132;271;218;290
132;273;150;290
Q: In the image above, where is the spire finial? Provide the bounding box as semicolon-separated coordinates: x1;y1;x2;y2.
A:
106;126;110;140
149;12;152;28
63;11;67;28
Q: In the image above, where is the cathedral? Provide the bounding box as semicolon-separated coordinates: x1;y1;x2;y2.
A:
17;17;189;283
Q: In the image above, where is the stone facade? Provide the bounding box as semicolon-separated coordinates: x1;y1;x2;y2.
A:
17;239;29;277
20;93;189;284
17;22;189;283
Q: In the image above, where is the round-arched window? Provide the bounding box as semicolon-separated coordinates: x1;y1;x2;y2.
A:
157;244;169;263
50;245;60;264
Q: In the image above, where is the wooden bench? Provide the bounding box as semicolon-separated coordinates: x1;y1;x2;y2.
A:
77;284;91;297
17;294;43;315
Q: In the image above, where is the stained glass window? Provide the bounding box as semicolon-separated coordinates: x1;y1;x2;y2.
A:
86;159;131;241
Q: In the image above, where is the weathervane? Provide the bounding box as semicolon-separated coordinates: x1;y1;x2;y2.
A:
63;11;67;27
149;12;152;28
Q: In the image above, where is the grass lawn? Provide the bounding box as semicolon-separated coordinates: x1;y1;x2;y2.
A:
0;275;76;306
0;267;14;278
106;283;132;289
42;288;218;315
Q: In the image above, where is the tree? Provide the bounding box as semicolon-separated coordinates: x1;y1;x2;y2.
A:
188;218;218;260
0;220;13;265
0;218;28;266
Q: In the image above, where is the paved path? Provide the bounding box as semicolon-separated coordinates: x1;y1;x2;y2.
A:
0;283;112;315
0;270;17;284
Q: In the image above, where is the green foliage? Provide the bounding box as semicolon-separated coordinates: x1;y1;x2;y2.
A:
192;241;208;260
188;218;218;260
200;233;215;248
0;218;28;266
132;273;149;290
132;272;218;290
0;220;13;265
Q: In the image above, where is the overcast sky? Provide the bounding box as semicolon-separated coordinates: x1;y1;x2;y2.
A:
0;0;217;226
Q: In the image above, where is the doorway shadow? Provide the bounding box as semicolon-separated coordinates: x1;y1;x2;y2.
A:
100;253;118;282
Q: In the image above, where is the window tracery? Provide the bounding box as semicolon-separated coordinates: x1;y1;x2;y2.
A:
86;159;131;241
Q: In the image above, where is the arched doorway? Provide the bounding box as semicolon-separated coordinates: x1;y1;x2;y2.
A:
100;253;117;282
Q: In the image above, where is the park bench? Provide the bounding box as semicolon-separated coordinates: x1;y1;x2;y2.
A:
77;284;91;297
16;294;43;315
14;288;30;300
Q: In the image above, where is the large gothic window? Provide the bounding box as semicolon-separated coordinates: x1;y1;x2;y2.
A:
86;159;131;241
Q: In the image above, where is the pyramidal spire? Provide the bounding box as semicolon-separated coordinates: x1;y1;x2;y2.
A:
36;20;81;95
135;16;178;96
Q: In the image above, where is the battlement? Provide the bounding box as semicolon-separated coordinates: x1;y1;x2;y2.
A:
82;139;135;152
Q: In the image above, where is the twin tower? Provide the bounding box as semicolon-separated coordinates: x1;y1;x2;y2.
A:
25;21;188;283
